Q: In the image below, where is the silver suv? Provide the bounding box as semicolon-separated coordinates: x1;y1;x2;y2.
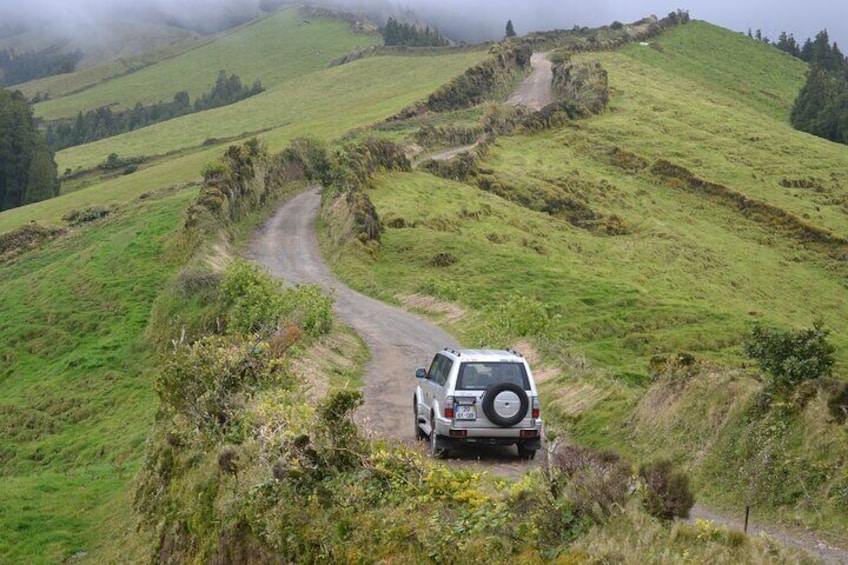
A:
414;348;542;459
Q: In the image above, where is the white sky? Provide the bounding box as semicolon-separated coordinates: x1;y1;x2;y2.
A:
0;0;844;48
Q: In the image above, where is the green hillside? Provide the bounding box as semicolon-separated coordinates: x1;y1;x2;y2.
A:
0;10;484;233
322;20;848;539
0;9;487;563
32;9;381;121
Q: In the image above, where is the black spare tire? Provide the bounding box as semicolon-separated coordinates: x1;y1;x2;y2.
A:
482;382;529;427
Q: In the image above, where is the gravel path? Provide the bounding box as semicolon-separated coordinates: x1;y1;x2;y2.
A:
690;504;848;564
506;52;554;111
248;187;541;476
248;187;456;439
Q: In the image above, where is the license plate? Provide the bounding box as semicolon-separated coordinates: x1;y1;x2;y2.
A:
455;405;476;420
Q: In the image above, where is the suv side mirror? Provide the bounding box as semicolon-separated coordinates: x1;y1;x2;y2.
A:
415;368;427;379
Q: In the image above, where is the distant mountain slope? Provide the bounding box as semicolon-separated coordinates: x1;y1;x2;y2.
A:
32;8;381;121
0;20;198;71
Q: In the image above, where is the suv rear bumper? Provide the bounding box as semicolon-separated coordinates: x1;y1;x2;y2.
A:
434;434;542;450
432;415;543;450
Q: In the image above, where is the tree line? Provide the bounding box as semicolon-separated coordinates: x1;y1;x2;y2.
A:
778;30;848;145
46;70;263;151
380;17;448;47
0;47;83;87
754;27;848;144
0;89;59;212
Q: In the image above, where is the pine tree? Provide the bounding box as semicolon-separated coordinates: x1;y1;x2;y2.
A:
776;32;801;58
0;89;59;211
505;20;516;38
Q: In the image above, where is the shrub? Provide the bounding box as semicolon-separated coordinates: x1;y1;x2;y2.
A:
431;252;457;267
314;389;365;471
99;152;145;170
62;205;110;225
219;260;333;338
336;190;383;245
286;283;334;338
277;137;331;184
155;334;290;441
552;445;631;522
638;459;694;520
201;159;228;182
742;321;836;390
219;259;287;334
0;223;65;258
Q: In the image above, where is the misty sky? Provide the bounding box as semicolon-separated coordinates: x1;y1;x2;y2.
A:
1;0;845;48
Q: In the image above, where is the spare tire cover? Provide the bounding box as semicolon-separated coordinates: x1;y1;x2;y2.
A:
482;382;529;427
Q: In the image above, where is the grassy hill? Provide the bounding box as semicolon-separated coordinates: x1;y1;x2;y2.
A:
31;9;380;121
321;20;848;538
0;10;484;233
0;8;487;563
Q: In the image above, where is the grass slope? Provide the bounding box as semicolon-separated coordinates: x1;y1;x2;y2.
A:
623;21;808;121
0;188;194;564
55;49;486;174
331;21;848;374
0;20;198;75
0;30;484;233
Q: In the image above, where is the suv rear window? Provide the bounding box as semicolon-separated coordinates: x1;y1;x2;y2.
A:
456;362;530;391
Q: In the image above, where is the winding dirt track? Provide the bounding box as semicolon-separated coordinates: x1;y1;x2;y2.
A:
249;188;540;475
248;187;456;439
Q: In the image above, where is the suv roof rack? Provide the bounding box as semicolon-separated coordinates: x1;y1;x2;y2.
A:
443;347;461;357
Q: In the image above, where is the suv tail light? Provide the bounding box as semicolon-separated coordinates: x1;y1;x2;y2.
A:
532;397;540;419
444;396;455;419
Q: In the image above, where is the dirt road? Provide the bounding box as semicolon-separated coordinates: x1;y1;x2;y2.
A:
249;187;456;439
249;188;540;475
507;52;554;111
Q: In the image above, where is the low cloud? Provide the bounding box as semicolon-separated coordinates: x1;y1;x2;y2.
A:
0;0;844;47
0;0;263;35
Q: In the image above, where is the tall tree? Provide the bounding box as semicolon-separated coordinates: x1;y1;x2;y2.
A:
505;20;516;38
776;32;800;58
791;64;848;144
0;89;59;211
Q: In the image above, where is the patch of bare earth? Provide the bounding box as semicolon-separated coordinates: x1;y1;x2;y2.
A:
510;340;558;383
399;294;466;325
